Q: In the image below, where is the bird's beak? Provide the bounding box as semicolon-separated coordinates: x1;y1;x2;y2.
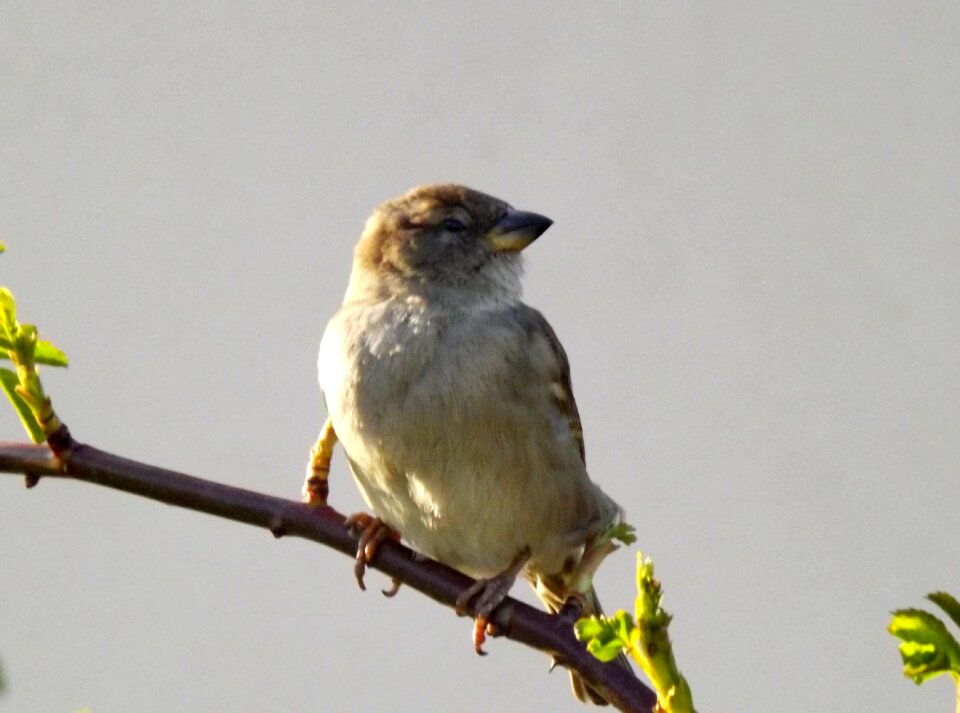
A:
486;209;553;252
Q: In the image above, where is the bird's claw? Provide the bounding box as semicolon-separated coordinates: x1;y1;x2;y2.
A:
344;513;400;592
454;547;531;655
382;577;402;598
558;591;588;621
455;577;509;655
471;617;499;655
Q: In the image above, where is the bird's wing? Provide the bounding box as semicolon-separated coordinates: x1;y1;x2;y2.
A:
514;306;586;464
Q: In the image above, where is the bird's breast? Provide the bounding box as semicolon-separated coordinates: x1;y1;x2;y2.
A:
318;298;605;576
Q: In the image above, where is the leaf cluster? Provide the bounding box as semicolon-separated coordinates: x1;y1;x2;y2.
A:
889;592;960;687
0;244;69;443
575;552;696;713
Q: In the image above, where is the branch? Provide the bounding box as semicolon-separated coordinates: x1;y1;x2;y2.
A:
0;440;657;712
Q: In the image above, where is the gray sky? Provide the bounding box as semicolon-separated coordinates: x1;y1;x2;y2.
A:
2;3;958;712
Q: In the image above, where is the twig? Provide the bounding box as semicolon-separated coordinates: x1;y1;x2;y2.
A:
0;440;656;712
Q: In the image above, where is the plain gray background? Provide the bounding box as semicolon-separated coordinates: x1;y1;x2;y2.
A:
2;3;958;712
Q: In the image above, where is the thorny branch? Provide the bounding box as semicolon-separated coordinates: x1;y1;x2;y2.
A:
0;440;656;713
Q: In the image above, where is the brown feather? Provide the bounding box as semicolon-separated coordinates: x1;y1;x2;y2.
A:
521;309;587;464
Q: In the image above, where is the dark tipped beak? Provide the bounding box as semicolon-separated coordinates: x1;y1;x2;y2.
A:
485;209;553;252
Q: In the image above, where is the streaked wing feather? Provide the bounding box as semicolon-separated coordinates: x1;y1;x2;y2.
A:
520;308;586;464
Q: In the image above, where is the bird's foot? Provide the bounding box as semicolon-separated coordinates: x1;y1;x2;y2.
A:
557;591;589;621
455;547;531;655
345;512;401;594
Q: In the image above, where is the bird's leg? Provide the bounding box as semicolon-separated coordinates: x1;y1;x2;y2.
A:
344;512;401;594
562;534;619;619
455;547;531;655
303;419;337;507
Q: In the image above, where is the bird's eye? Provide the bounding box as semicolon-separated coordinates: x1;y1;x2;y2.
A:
442;218;467;233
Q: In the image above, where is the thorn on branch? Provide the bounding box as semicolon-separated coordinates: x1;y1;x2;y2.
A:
549;654;572;673
24;473;39;488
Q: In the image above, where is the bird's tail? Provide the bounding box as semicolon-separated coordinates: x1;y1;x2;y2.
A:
534;578;632;706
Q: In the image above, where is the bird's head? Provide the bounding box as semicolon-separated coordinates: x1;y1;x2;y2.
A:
348;184;552;301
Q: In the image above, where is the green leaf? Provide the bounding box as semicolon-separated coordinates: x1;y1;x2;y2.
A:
0;288;16;342
589;638;628;662
575;610;636;663
928;592;960;631
607;522;637;546
575;615;625;662
609;609;636;640
889;608;960;684
587;632;629;662
0;337;67;366
574;617;608;640
0;368;45;443
34;339;68;367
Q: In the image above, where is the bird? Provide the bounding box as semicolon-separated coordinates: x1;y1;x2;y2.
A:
305;184;629;704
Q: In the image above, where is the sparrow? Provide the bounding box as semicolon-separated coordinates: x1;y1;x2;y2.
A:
305;184;628;704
